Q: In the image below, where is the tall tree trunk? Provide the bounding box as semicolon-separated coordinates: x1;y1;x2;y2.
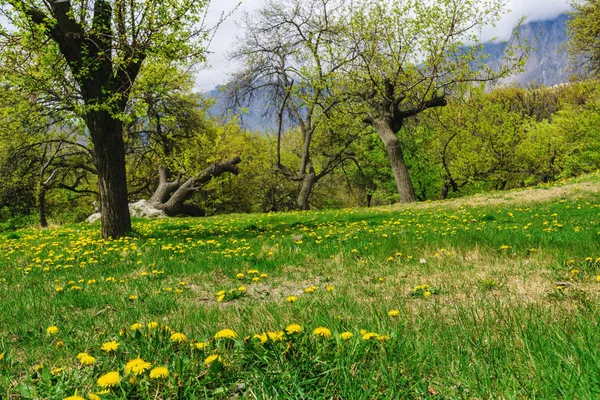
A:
440;183;449;200
372;119;416;203
39;187;48;228
87;111;132;239
297;163;317;210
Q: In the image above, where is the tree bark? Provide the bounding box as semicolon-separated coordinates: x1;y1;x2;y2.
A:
372;119;416;203
39;187;48;228
87;111;132;238
297;163;317;210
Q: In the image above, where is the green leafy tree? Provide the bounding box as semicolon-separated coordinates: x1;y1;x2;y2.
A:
568;0;600;77
0;0;213;238
341;0;527;203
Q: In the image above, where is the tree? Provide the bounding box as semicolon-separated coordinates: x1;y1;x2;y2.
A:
0;0;213;238
0;82;94;227
229;0;359;210
568;0;600;77
341;0;527;203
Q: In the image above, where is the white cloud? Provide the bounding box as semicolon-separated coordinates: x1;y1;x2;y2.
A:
194;0;572;90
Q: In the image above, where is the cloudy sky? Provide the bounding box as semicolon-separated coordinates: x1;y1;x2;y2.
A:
196;0;571;91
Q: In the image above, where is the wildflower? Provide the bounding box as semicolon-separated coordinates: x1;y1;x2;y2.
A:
63;395;85;400
193;342;209;350
362;332;378;341
260;273;268;278
424;291;432;298
215;329;237;339
204;354;222;365
55;286;64;292
51;367;64;375
236;273;245;279
130;323;142;331
313;327;332;338
267;331;285;341
248;269;259;274
304;287;316;293
340;332;353;340
377;335;390;341
125;357;152;375
88;394;101;400
285;324;302;335
286;296;297;302
78;354;96;366
170;332;188;343
326;285;334;292
46;326;59;335
147;321;159;330
252;277;260;282
388;310;399;317
101;340;119;352
97;371;120;388
237;286;247;292
55;341;64;348
254;333;268;344
149;366;169;379
128;295;138;300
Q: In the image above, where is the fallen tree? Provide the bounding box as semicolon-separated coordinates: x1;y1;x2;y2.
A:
148;156;242;217
87;156;242;223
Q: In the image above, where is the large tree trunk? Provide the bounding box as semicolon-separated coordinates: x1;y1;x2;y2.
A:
39;187;48;228
297;163;317;210
87;111;132;239
372;119;416;203
150;157;241;216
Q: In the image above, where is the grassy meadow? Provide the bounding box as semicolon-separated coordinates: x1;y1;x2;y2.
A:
2;175;600;399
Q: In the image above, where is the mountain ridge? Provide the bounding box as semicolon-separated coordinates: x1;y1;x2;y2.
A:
206;13;572;131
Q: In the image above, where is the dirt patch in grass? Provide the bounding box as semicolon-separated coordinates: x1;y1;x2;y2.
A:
387;179;600;212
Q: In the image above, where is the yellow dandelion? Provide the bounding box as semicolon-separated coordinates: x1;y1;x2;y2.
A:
125;357;152;375
147;321;159;329
267;331;285;341
101;340;119;352
388;309;400;317
170;332;188;343
362;332;379;341
215;329;237;339
254;332;268;344
46;326;59;335
285;324;302;335
63;395;85;400
340;332;353;340
149;366;169;379
88;394;101;400
236;273;245;279
204;354;222;365
79;354;96;366
313;327;332;338
130;323;142;331
97;371;120;388
286;296;297;303
326;285;334;292
193;341;209;350
51;367;64;375
237;286;247;292
55;341;64;348
377;335;390;341
424;291;432;298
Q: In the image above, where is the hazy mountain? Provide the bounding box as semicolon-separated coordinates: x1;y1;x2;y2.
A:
485;13;571;86
206;13;572;130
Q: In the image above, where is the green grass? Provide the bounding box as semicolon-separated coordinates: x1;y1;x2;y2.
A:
2;175;600;399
